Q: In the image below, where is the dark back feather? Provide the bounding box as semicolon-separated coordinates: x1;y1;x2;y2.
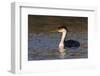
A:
64;40;80;49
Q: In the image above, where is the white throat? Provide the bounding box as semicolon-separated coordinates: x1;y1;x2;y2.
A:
59;30;67;49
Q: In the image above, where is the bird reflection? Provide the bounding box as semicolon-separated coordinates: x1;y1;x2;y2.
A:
59;50;66;59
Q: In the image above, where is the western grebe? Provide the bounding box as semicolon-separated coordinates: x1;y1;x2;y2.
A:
51;26;80;53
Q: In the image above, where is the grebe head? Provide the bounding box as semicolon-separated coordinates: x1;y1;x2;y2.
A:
50;26;68;33
57;26;68;33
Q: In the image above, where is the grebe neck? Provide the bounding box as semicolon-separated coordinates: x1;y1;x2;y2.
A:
59;31;67;48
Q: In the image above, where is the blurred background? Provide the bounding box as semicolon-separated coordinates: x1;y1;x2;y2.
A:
28;15;87;33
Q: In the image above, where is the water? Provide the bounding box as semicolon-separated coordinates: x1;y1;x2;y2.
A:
28;32;88;61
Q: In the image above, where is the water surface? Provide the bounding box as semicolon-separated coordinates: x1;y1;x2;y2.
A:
28;32;88;60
